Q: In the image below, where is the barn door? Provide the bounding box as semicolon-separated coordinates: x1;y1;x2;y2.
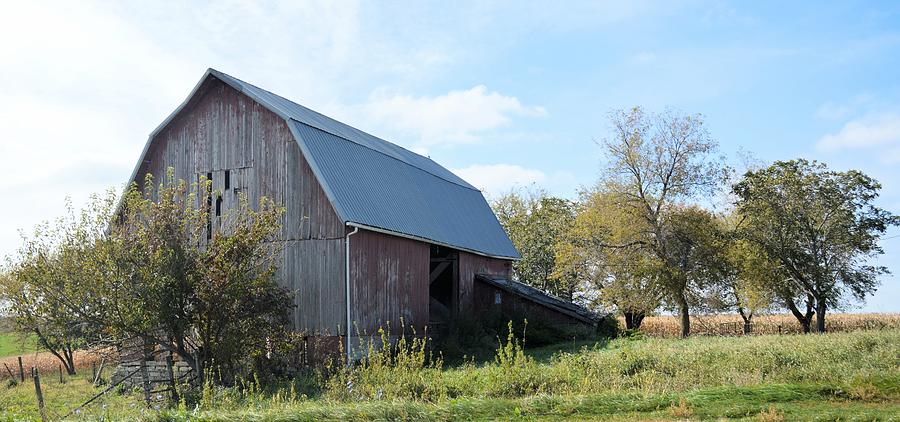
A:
428;246;459;328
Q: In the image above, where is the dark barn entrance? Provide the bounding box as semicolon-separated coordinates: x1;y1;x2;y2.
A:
429;245;458;329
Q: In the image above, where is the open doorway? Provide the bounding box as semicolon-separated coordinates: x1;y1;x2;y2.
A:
429;245;458;328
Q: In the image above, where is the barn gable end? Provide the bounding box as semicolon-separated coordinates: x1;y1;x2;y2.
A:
132;76;347;334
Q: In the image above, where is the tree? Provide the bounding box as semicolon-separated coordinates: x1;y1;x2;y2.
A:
492;188;578;299
657;205;730;334
723;237;778;333
733;159;898;332
4;169;295;382
553;190;662;330
94;170;294;379
596;106;728;337
0;195;115;374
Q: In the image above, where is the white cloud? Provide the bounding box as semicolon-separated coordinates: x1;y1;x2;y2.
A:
815;94;876;120
816;113;900;152
453;163;581;198
364;86;546;147
453;164;547;195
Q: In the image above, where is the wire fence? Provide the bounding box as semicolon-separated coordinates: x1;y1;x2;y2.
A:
1;339;197;421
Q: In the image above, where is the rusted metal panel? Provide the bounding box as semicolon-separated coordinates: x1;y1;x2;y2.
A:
348;229;430;335
458;252;512;313
132;78;345;334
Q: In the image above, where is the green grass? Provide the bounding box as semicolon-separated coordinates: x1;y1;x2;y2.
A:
1;329;898;421
154;384;899;421
0;368;136;421
0;331;37;358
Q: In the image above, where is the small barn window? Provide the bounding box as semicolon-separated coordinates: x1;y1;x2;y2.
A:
494;291;502;305
224;170;230;190
215;195;222;217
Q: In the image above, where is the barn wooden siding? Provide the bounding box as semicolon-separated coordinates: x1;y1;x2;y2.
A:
458;252;512;313
134;77;346;334
348;229;430;335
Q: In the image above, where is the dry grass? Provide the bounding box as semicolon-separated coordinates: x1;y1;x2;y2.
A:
0;349;102;380
630;312;900;337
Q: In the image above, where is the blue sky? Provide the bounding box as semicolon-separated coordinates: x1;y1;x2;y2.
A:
1;1;898;311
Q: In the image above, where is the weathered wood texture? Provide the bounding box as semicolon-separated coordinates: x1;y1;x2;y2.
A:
349;229;430;335
458;252;512;312
133;77;346;333
472;280;593;329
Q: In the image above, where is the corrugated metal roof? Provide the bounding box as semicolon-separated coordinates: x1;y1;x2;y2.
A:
208;69;519;259
209;69;475;190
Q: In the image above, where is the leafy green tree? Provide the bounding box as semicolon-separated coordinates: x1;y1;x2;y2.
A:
553;190;662;330
0;195;115;374
492;188;578;299
4;169;294;382
722;235;778;333
733;159;897;332
95;170;293;378
595;106;729;337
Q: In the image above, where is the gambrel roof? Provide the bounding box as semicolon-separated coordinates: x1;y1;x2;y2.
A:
130;69;520;260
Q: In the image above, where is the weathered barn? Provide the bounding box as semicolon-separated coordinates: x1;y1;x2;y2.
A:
126;69;596;355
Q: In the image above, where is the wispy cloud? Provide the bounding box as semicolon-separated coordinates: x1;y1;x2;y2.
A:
363;86;546;148
815;94;876;120
452;164;578;198
816;112;900;153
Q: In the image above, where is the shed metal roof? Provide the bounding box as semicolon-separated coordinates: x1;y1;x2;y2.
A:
206;69;519;259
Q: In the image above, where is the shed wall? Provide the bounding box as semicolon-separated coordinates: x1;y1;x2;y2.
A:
472;281;594;329
458;252;512;312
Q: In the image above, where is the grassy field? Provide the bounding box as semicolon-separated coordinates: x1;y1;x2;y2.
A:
0;331;37;358
1;328;898;421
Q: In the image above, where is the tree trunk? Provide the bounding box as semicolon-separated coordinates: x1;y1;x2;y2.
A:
784;295;814;333
33;329;77;375
677;294;690;338
623;310;646;330
63;347;76;375
815;301;827;333
737;306;753;334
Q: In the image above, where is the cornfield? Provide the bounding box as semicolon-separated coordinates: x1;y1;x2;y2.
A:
630;313;900;337
0;350;103;380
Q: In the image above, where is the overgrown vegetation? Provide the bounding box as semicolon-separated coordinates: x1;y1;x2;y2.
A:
3;328;897;420
493;106;898;337
0;169;293;382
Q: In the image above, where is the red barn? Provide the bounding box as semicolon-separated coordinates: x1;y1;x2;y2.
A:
127;69;597;356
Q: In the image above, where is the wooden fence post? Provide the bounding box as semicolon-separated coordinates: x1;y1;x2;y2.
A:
59;365;64;383
193;351;203;386
94;358;106;386
139;354;152;406
91;362;97;383
165;353;179;404
18;356;25;382
32;367;47;422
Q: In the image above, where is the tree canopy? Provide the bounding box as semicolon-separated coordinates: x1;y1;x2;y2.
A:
732;159;898;332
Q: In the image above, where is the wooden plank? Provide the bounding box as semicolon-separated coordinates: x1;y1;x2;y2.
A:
132;79;345;334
